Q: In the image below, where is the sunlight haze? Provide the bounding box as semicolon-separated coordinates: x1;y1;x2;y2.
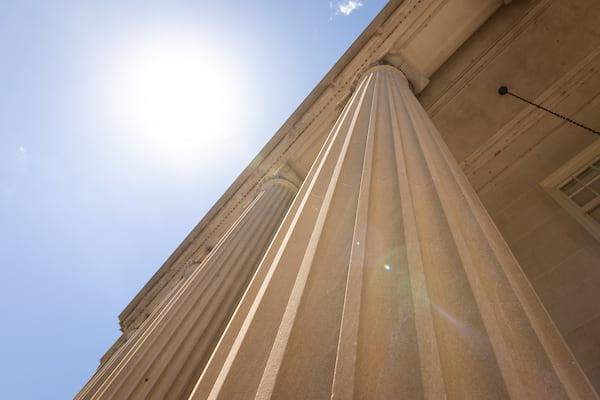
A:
0;1;387;398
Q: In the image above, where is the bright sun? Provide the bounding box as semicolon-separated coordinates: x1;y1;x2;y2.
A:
107;33;246;170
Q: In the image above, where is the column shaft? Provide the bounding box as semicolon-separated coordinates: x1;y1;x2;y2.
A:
189;66;598;400
75;176;298;400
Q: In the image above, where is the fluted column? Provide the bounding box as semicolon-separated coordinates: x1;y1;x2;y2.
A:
75;168;300;400
189;65;598;400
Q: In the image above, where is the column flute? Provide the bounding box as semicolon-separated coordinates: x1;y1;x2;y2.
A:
189;65;598;400
75;167;300;400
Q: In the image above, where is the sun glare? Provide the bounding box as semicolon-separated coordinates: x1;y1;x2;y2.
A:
107;33;247;170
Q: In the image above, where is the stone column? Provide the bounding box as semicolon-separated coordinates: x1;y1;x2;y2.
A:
189;65;598;400
75;167;300;400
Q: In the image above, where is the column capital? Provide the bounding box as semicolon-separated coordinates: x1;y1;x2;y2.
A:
364;63;406;77
364;61;429;93
76;169;298;400
363;63;412;89
261;164;303;193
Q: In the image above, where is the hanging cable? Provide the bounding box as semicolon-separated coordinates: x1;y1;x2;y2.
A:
498;86;600;137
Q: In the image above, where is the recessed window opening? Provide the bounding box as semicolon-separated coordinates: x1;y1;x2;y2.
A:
541;141;600;242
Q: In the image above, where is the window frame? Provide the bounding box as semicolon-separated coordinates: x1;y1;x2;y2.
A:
541;140;600;242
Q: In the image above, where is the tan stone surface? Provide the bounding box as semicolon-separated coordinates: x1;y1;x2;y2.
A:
114;0;507;339
566;315;600;373
188;66;596;400
419;0;600;392
422;0;600;163
534;246;600;334
83;1;600;397
589;368;600;394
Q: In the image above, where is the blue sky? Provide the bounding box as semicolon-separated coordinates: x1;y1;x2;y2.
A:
0;1;386;398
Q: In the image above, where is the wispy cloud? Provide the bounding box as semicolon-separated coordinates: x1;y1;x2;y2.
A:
330;0;364;18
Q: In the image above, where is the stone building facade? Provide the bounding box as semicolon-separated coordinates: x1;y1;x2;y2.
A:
78;0;600;398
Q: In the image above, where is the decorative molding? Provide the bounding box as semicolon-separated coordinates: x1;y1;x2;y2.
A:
424;0;552;117
461;45;600;190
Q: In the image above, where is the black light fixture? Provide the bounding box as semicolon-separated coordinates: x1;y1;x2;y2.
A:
498;86;599;137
